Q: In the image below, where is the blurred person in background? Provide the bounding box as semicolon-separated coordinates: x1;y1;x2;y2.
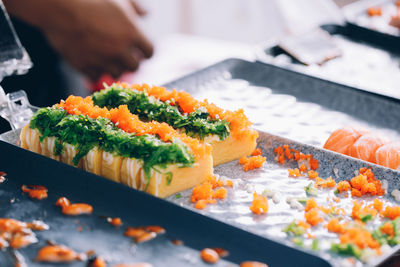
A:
1;0;153;108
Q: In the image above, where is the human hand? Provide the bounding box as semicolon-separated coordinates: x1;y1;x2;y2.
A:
4;0;153;81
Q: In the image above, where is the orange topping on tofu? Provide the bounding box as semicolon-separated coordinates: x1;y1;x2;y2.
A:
249;192;268;215
120;83;258;141
239;156;266;171
58;95;209;159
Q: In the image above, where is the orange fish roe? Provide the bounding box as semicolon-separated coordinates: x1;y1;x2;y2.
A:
297;220;311;229
336;181;351;193
249;192;268;215
305;198;318;212
381;222;395;237
351;201;377;221
206;174;225;189
315;177;336;188
122;83;258;141
299;163;307;173
191;176;232;210
225;180;234;187
57;96;210;159
373;198;384;212
213;188;227;199
307;170;319;179
326;218;345;234
273;145;319;171
251;148;262;156
382;206;400;220
305;208;323;226
367;6;382;16
284;145;293;160
239;156;266;171
339;227;380;249
288;168;301;177
191;182;213;203
194;199;208;210
344;168;385;197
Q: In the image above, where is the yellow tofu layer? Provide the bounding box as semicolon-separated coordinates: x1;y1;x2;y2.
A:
210;133;257;166
20;126;213;198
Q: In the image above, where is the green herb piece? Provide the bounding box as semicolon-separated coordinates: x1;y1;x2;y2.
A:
297;197;309;205
292;237;304;247
175;193;182;199
283;221;305;236
305;182;318;196
360;214;374;223
30;107;195;183
331;243;361;259
311;239;319;251
92;83;231;141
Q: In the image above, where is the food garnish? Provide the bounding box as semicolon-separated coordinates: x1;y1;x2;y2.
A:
124;225;165;243
36;245;85;262
21;185;48;200
191;175;232;210
55;197;93;216
239;155;266;171
249;192;268;215
0;218;48;249
200;248;220;264
107;217;122;227
240;261;268;267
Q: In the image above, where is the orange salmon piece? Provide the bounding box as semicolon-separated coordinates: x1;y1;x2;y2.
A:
323;127;368;155
375;142;400;170
348;134;389;163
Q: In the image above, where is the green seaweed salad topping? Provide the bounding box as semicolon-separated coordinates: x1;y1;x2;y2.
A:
91;84;230;140
29;107;195;181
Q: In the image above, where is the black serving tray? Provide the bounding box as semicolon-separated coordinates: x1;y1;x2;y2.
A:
0;140;330;267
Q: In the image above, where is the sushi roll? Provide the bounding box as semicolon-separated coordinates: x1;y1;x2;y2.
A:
20;96;213;198
91;83;258;166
